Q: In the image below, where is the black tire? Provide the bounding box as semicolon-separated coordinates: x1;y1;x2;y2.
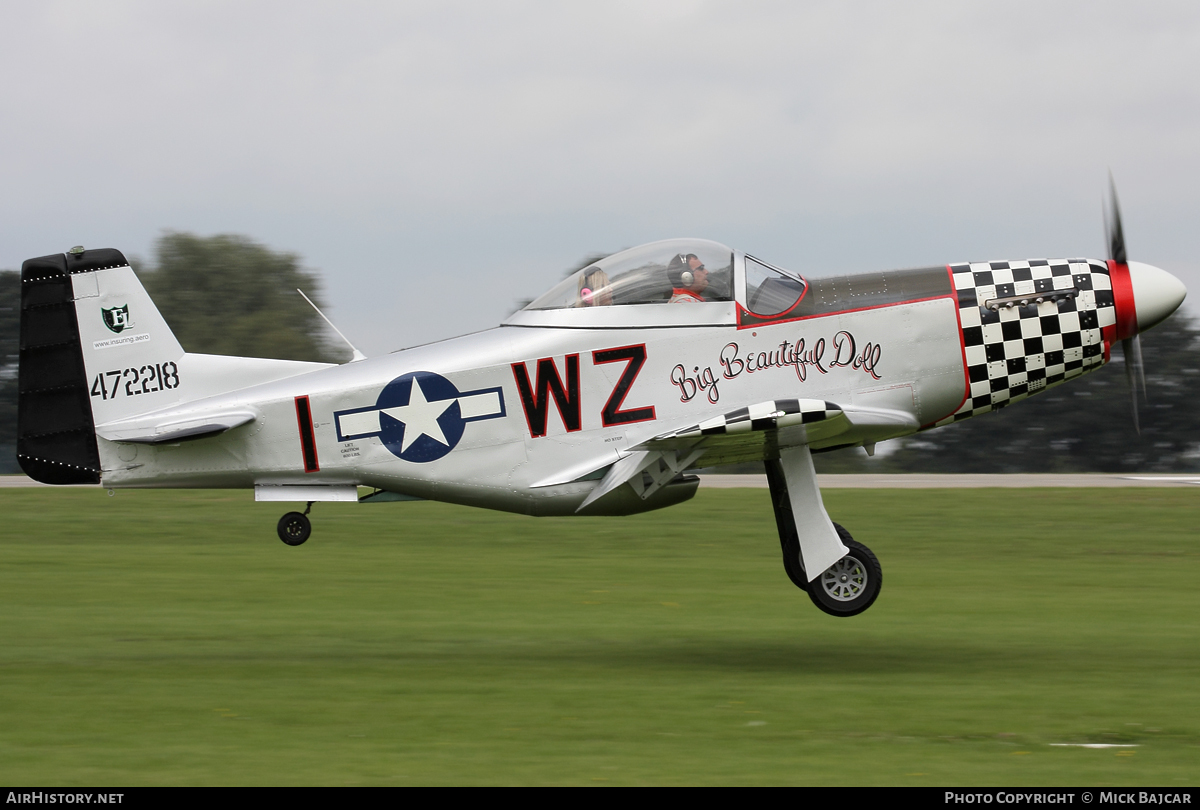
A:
779;531;809;592
277;512;311;546
806;524;882;617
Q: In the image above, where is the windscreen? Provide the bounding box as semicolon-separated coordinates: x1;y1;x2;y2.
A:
744;255;807;316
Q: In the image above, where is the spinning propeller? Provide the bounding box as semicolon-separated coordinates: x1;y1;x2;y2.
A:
1104;176;1147;433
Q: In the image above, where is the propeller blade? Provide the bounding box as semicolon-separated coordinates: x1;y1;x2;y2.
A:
1121;338;1141;435
1105;172;1127;265
1132;333;1147;399
1108;175;1142;434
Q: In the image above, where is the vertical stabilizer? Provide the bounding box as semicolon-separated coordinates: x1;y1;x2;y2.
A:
70;255;186;426
18;247;189;484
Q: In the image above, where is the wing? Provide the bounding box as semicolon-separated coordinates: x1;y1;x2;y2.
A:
576;397;917;512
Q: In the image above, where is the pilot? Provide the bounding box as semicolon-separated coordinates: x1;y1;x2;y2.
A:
667;253;708;303
578;266;613;307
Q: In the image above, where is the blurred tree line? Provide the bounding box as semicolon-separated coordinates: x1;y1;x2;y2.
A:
0;271;18;472
0;233;347;473
1;238;1197;475
877;310;1200;473
134;232;349;364
811;309;1200;474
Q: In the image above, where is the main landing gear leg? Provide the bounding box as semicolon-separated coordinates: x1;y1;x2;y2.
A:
277;501;313;546
765;458;809;592
764;447;882;617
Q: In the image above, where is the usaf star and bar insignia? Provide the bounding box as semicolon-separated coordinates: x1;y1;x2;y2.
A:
333;371;505;463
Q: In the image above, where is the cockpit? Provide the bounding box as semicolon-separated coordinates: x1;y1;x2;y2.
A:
506;239;809;329
505;238;953;329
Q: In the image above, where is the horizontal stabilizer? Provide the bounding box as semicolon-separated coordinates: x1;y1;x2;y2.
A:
96;407;257;444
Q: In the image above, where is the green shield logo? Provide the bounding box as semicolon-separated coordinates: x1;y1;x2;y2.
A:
102;305;130;334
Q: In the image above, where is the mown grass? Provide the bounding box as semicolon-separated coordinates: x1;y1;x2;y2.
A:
0;486;1197;785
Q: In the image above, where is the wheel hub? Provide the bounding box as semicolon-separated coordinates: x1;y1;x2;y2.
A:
819;556;867;602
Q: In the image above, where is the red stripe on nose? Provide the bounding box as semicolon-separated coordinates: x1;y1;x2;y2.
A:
1108;260;1137;340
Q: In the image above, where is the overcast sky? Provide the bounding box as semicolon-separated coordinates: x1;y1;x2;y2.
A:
2;2;1198;354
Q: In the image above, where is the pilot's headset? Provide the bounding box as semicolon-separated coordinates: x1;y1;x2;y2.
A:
668;254;695;288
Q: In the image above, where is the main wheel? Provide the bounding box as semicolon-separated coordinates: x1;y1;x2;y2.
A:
807;524;881;617
779;532;809;592
277;512;312;546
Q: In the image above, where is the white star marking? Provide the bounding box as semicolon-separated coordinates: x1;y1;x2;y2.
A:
380;378;452;452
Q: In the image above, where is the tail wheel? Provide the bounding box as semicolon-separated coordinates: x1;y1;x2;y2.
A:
807;524;882;617
277;512;312;546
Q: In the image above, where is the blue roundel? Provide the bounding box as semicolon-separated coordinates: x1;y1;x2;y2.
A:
333;370;505;464
376;371;466;463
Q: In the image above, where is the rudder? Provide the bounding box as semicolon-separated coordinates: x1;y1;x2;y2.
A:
17;250;128;483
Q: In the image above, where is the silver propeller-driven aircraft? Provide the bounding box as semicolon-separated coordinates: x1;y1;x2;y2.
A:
16;194;1187;616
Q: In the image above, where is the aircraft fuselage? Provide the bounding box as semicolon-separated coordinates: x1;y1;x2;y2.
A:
95;258;1124;516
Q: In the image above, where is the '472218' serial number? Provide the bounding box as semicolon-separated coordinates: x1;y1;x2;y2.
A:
90;361;180;400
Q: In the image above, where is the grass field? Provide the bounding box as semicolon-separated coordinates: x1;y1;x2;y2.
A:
1;485;1197;786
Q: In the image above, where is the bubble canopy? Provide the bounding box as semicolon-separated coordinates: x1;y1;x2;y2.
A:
507;239;738;328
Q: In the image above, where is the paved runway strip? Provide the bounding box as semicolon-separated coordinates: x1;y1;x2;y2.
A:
4;473;1199;489
703;473;1200;488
